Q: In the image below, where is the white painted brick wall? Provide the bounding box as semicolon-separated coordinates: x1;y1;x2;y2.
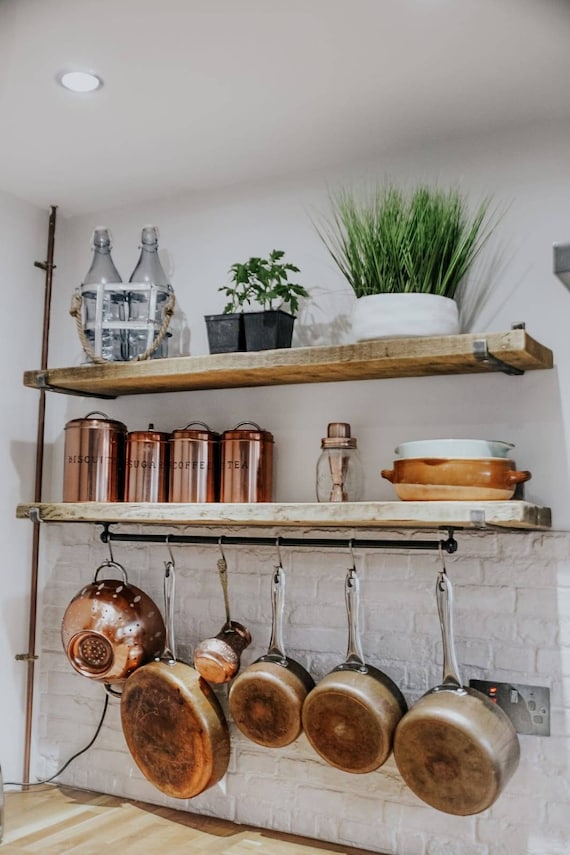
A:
33;524;570;855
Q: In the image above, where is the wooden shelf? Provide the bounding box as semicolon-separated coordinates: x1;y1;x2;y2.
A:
16;501;552;530
23;328;553;398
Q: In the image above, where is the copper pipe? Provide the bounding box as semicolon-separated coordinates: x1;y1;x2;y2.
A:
22;205;57;787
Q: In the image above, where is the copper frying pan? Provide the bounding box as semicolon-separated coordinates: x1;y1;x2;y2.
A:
302;567;407;773
393;568;520;815
228;564;314;748
120;559;230;799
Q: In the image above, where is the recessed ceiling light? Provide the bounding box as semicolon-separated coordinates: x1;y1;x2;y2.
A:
57;71;103;93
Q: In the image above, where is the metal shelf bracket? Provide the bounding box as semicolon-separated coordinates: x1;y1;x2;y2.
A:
34;371;116;399
472;339;524;376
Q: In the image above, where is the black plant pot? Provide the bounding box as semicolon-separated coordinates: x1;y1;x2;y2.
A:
204;313;246;354
243;310;296;352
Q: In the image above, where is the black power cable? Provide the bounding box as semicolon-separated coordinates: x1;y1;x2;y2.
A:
5;693;109;788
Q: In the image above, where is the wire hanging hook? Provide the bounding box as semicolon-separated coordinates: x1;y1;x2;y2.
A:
347;538;357;581
106;535;115;564
164;533;175;572
274;536;284;584
218;535;226;564
437;538;447;575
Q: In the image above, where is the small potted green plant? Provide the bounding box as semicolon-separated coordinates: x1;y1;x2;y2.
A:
207;250;308;353
204;271;250;354
316;184;497;340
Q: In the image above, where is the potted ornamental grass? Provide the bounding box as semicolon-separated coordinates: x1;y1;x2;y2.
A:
316;184;498;340
206;250;308;353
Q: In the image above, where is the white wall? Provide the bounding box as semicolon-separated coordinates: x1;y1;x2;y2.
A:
25;119;570;853
0;191;49;781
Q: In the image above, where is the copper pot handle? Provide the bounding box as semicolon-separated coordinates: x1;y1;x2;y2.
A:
217;553;232;629
161;560;177;665
266;565;288;664
435;570;464;690
380;468;395;483
92;560;128;584
340;567;367;672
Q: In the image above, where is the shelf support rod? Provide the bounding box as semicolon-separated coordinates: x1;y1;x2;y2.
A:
99;524;458;554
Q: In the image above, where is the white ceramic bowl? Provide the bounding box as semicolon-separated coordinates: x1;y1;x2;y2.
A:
394;439;515;459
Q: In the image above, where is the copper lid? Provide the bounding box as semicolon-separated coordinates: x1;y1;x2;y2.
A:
128;424;170;442
171;421;219;441
321;422;357;449
64;410;127;433
222;421;274;443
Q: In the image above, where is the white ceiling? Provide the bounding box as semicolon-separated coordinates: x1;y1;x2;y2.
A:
1;0;569;217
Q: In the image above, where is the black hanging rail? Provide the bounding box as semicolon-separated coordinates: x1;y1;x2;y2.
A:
99;524;458;554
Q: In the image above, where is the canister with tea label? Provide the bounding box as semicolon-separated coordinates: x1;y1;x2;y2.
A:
169;422;219;502
125;424;170;502
63;411;127;502
220;421;274;503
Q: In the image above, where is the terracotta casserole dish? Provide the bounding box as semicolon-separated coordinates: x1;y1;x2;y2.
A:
381;457;531;501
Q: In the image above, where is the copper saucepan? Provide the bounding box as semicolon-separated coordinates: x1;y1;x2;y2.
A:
194;550;252;684
228;564;314;748
393;568;520;815
61;560;166;683
120;559;230;799
302;567;407;773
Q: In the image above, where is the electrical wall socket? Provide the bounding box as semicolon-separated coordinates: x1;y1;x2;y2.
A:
469;680;550;736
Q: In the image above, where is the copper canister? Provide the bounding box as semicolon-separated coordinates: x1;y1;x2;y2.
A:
169;422;219;502
220;421;274;503
63;411;127;502
125;425;170;502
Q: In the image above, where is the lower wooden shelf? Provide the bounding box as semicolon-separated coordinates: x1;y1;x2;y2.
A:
16;500;551;530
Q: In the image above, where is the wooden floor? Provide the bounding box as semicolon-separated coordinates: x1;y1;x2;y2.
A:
2;785;380;855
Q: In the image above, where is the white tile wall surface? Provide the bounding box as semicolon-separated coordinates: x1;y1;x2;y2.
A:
35;523;570;855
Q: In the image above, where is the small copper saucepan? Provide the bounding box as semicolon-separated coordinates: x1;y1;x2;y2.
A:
194;548;252;684
302;567;407;773
228;563;314;747
61;560;166;684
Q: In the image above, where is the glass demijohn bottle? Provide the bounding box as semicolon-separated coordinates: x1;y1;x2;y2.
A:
127;225;171;360
81;227;123;361
316;422;364;502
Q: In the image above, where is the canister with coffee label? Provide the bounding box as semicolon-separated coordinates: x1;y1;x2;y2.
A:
125;425;170;502
63;411;127;502
169;422;219;502
220;421;274;503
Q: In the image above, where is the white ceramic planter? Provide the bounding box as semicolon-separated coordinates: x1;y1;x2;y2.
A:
351;293;460;340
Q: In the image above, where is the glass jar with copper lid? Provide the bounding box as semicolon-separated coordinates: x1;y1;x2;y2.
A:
316;422;364;502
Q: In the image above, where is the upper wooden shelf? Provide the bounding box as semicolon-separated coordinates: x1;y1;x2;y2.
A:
16;500;552;530
23;328;553;398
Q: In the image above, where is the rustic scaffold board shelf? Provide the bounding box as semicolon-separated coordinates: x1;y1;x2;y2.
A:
22;328;553;398
16;500;552;530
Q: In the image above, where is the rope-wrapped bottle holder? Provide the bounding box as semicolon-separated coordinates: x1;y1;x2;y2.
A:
70;287;176;365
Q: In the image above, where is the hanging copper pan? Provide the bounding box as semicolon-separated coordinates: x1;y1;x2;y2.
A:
61;560;166;684
120;559;230;799
393;568;520;816
302;567;407;773
228;563;314;748
193;548;251;684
